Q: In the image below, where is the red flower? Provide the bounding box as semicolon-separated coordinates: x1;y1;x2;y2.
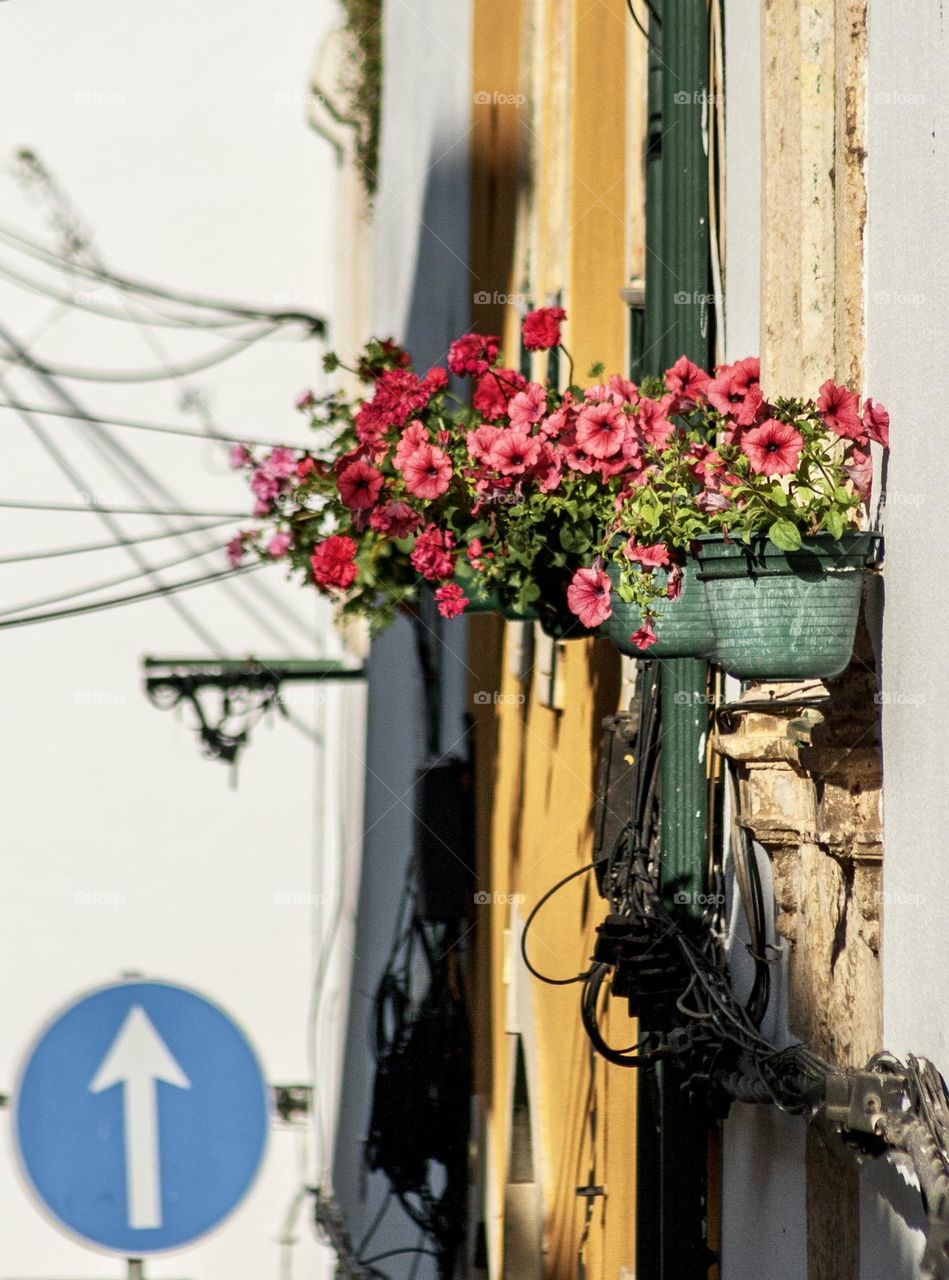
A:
576;402;628;459
490;429;541;475
337;460;384;509
566;567;612;629
422;366;449;394
402;444;453;499
472;368;526;421
311;536;358;590
625;541;671;568
522;306;566;351
630;621;657;651
607;374;640;405
862;398;890;448
817;380;864;440
369;500;422;537
707;357;760;418
394;420;430;469
411;524;456;580
447;333;500;377
508;383;548;430
466;424;503;467
434;582;469;619
637;398;675;450
664;356;710;407
741;419;805;476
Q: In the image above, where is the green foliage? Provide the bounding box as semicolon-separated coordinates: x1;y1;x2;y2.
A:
339;0;383;196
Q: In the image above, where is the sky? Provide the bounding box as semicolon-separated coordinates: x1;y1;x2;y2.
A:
0;2;356;1278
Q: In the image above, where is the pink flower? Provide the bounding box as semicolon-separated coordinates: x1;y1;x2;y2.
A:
664;356;710;406
630;621;657;651
226;532;247;567
296;456;321;481
490;429;541;475
817;380;864;440
267;532;292;558
411;524;456;580
473;368;526;421
576;401;628;458
369;500;422;537
625;541;671;568
522;306;566;351
530;439;564;492
229;444;251;469
394;420;430;469
295;389;316;411
251;467;281;507
338;459;385;509
697;489;731;513
311;536;358;590
422;366;449;394
637;398;675;449
434;582;469;619
667;565;684;600
402;444;453;499
707;357;760;418
467;424;503;466
447;333;500;377
845;447;873;499
862;398;890;448
607;374;640;405
741;419;805;476
566;567;612;629
563;440;597;474
508;382;548;430
264;447;298;479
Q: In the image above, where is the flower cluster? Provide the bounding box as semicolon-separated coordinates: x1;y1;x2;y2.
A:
229;319;888;646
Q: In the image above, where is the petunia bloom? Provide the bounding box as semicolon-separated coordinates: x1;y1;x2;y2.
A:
741;418;805;476
576;401;628;458
447;333;501;377
311;536;358;590
369;500;422;538
508;382;548;430
489;429;541;475
664;356;710;406
522;306;567;351
229;444;251;469
625;541;672;568
402;444;453;500
266;532;292;559
817;380;864;440
472;368;526;421
434;582;469;619
337;459;385;509
630;621;658;651
707;357;760;418
862;398;890;448
394;420;430;469
566;566;612;629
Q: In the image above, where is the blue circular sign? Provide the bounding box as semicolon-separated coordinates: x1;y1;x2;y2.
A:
14;980;270;1255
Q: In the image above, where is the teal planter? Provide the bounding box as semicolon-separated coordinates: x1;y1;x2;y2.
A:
601;558;714;659
451;566;499;615
695;531;882;680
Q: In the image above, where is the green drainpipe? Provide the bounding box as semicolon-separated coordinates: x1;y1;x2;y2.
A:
635;1;715;1277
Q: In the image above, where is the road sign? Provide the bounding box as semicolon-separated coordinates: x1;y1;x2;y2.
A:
13;980;270;1255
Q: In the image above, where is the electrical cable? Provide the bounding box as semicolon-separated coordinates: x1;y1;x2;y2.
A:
0;562;264;630
0;217;327;333
0;518;239;565
0;539;230;618
519;860;604;986
0;496;250;518
0;320;283;383
0;396;312;450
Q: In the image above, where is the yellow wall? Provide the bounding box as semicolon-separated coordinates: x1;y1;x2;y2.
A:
469;3;645;1276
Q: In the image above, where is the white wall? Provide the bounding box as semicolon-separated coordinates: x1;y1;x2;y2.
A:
863;0;949;1273
0;4;355;1278
719;2;809;1275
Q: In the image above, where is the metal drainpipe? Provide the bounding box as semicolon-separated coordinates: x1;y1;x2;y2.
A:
635;1;715;1276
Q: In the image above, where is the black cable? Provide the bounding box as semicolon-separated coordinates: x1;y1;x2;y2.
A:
520;860;604;986
0;322;283;383
0;396;311;450
0;563;263;631
626;0;662;54
0;539;229;618
0;518;239;565
0;217;327;333
0;497;250;517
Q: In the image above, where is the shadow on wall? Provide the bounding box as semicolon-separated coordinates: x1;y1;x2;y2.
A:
860;1154;926;1279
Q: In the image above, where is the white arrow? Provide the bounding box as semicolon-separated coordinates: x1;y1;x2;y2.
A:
89;1006;190;1230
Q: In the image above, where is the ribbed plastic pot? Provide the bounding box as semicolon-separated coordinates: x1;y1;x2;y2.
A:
601;558;715;659
497;576;586;638
695;531;882;680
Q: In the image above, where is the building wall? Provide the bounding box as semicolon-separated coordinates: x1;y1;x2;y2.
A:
469;3;643;1276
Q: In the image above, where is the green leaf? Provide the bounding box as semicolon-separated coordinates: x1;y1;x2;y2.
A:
769;518;803;551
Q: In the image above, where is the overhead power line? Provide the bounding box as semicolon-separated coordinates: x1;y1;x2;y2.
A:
0;518;242;566
0;562;264;631
0;497;251;518
0;321;283;383
0;216;327;334
0;396;310;451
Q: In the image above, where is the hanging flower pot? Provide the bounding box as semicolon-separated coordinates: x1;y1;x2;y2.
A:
451;563;499;615
695;531;882;680
600;557;714;659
